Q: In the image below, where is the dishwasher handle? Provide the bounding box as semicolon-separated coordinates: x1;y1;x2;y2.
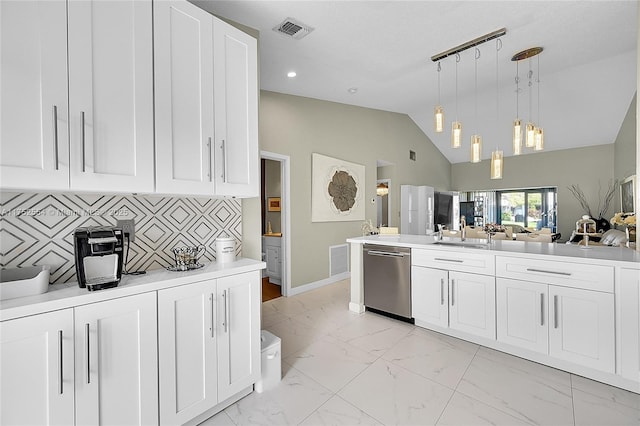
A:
366;250;408;258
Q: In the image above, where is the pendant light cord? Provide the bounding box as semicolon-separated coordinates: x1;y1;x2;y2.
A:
496;38;501;149
528;59;533;123
475;48;480;128
515;61;519;118
537;55;540;124
455;53;460;120
437;61;442;105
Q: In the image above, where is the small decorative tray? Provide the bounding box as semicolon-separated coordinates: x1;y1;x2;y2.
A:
167;263;204;272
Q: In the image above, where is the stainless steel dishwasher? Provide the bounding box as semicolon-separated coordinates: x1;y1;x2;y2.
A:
363;244;412;321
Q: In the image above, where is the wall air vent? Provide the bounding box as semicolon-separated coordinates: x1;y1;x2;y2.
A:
273;17;314;40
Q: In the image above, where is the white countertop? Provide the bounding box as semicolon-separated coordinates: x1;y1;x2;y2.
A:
0;258;265;322
347;235;640;268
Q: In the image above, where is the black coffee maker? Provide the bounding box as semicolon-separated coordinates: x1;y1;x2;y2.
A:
74;226;124;291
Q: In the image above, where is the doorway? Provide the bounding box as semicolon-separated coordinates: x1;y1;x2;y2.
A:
260;151;291;301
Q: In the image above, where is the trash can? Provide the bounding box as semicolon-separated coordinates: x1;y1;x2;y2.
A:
255;330;281;393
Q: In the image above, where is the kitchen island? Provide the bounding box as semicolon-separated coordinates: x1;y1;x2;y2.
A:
347;235;640;393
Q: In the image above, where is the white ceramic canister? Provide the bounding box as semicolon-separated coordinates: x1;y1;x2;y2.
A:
215;237;236;263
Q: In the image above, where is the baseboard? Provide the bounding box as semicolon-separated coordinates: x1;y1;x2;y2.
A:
287;271;351;296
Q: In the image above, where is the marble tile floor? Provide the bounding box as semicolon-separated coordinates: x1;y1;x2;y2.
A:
201;279;640;426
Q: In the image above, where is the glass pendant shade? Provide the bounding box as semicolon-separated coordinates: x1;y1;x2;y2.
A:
470;135;482;163
490;150;504;179
376;183;389;196
451;121;462;148
434;106;444;133
525;122;535;148
534;127;544;151
513;119;522;155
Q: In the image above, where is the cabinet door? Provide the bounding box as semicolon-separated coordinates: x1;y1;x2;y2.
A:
217;271;260;401
213;18;259;197
496;278;548;354
411;266;448;328
0;309;74;426
265;245;281;280
0;0;69;190
154;0;215;195
158;281;218;425
549;286;614;373
449;271;496;339
75;292;158;426
67;0;154;193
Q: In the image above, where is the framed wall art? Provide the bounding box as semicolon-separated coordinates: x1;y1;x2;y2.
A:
267;197;281;212
311;153;365;222
620;174;636;214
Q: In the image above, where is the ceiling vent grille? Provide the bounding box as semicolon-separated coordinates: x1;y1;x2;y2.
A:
273;17;314;40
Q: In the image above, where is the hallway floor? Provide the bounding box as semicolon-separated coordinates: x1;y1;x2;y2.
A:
201;279;640;425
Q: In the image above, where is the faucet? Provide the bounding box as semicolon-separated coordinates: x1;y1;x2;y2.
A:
460;216;466;241
437;224;444;241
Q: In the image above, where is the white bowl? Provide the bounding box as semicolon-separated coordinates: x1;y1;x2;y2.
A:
0;265;50;301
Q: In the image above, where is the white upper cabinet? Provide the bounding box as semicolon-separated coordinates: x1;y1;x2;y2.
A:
67;0;154;193
0;0;70;190
154;0;215;195
213;19;259;198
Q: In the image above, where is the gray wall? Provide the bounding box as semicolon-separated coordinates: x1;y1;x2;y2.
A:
254;90;451;288
451;145;614;239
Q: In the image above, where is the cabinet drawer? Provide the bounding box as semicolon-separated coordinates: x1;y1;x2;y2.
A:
412;249;494;275
495;256;613;293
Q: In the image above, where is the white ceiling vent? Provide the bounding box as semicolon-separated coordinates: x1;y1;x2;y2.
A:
273;17;314;40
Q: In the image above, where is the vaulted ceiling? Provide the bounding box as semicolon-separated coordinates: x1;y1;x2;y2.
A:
193;0;638;163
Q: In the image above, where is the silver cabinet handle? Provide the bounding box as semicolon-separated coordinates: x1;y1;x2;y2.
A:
221;139;227;182
440;278;444;305
207;137;212;180
85;323;90;384
80;111;86;172
435;258;464;263
450;279;455;306
58;330;63;394
53;106;59;170
540;293;544;326
210;294;215;338
222;289;228;333
526;268;571;276
553;295;559;329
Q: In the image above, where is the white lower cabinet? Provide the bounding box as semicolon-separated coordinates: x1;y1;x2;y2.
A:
449;271;496;339
412;266;495;339
496;277;614;373
159;281;218;425
548;285;614;373
496;278;549;354
0;309;75;426
74;292;158;426
158;271;260;424
216;272;260;401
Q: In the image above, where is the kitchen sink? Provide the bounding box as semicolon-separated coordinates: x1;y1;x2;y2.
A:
433;239;489;249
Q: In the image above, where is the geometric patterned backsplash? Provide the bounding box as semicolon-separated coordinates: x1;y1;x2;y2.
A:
0;192;242;284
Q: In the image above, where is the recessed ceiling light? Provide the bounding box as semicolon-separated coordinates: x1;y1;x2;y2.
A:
287;71;297;78
348;87;358;94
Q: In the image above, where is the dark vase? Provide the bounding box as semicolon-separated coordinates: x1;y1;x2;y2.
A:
594;217;611;233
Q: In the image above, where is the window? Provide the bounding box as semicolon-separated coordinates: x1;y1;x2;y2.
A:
497;188;557;232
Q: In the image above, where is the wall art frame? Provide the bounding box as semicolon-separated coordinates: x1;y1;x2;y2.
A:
311;153;365;222
620;174;636;214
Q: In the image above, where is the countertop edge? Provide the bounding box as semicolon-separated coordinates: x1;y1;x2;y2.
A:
347;235;640;268
0;258;266;322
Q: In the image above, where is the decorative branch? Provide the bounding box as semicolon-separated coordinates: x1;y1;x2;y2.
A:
597;179;619;219
567;184;592;217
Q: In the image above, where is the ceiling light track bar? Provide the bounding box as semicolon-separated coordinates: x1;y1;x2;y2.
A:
431;28;507;62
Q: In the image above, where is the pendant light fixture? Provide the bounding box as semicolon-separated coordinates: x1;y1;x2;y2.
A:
451;54;462;148
430;28;506;155
511;47;544;150
512;61;523;155
434;62;444;133
534;54;544;151
491;38;504;179
470;48;482;163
